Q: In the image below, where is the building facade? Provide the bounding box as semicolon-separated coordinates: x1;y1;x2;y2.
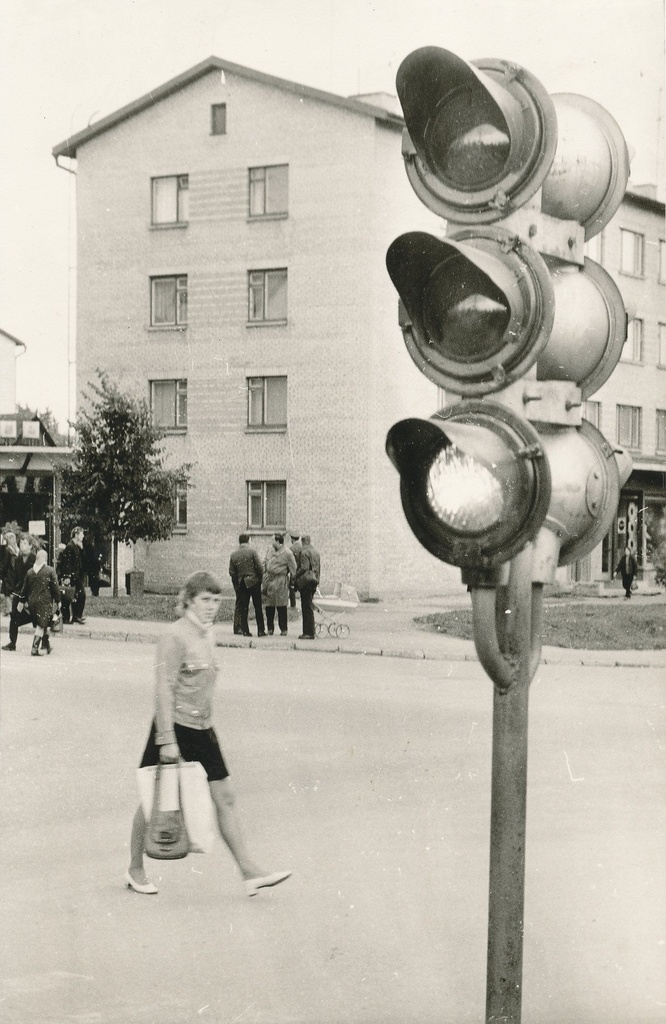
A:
53;58;665;595
579;186;666;584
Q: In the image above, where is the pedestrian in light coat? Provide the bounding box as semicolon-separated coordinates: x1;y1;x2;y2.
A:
262;534;297;635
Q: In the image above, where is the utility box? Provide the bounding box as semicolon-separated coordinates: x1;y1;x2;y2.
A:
125;570;144;598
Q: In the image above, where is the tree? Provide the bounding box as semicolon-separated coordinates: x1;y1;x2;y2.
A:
62;373;191;595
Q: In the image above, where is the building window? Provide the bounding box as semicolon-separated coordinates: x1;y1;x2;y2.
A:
151;379;187;430
659;323;666;367
247;480;286;529
151;275;187;326
657;411;666;452
248;376;287;427
174;480;188;531
151;175;188;225
659;240;666;284
584;232;604;264
583;400;601;429
617;404;642;449
621;318;644;362
620;229;644;276
211;104;226;135
249;165;288;217
248;269;287;323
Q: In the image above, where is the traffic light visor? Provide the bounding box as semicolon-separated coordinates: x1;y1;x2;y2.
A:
387;230;554;395
386;403;551;568
397;47;557;222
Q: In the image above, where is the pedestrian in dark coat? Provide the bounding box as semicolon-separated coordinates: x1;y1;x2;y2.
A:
262;535;297;635
57;526;87;624
228;534;266;637
18;547;61;656
294;534;321;640
614;546;638;598
288;530;302;609
2;534;36;652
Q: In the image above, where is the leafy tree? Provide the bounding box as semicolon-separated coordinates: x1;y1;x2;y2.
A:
62;373;191;595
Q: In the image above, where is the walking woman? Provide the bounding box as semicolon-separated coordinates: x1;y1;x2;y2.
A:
126;571;291;896
262;534;297;635
18;545;61;656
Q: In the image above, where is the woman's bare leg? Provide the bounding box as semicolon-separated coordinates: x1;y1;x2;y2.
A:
208;778;264;880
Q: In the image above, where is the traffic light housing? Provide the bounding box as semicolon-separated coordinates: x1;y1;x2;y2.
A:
386;45;631;582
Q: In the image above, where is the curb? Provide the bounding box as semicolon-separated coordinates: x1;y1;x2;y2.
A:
3;621;661;669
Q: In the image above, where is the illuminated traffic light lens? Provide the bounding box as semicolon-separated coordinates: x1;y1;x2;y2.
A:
425;90;510;189
423;259;510;361
426;444;505;532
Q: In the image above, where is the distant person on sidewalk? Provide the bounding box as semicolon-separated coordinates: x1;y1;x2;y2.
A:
125;571;291;897
262;534;297;635
2;533;37;652
294;534;320;640
228;534;266;637
17;545;61;656
57;526;87;624
614;545;638;598
287;530;302;609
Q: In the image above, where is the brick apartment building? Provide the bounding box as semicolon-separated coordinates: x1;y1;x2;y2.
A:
52;57;665;595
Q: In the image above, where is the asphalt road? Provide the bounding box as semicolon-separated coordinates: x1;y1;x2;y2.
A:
1;638;664;1024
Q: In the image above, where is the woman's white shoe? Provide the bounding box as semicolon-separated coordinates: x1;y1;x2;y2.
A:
124;869;158;894
244;870;292;896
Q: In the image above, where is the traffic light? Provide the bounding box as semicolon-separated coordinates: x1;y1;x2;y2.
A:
386;45;632;581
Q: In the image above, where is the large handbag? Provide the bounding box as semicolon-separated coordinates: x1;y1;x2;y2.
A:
141;763;190;860
137;761;216;855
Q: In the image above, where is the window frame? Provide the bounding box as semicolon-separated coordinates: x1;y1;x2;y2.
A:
656;410;666;453
246;480;287;530
248;164;289;219
583;400;601;429
619;228;645;277
211;103;227;135
150;275;188;328
151;174;189;226
616;404;642;449
150;379;188;431
173;479;188;532
659;323;666;367
584;231;604;265
247;268;288;325
247;376;288;429
621;317;644;363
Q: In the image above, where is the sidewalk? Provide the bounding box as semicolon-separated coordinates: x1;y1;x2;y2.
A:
3;591;664;668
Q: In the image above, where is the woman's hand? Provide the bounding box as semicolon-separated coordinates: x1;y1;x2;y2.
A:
159;742;180;763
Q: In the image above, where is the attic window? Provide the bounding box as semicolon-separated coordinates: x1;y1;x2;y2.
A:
211;103;227;135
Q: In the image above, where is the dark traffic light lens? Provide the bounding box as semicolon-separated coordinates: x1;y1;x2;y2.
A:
426;444;505;532
425;90;510;189
422;258;510;361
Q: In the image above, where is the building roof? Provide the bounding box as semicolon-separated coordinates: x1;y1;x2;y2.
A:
624;187;665;214
0;328;27;352
52;55;405;160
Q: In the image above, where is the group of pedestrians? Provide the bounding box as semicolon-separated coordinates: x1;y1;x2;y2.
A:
228;530;321;640
0;525;90;656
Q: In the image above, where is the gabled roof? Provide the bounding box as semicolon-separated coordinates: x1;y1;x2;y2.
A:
52;55;404;160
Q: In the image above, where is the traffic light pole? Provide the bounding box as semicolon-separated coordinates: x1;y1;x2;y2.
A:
470;544;543;1024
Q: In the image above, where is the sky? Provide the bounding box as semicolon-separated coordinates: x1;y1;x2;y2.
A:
1;0;664;430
